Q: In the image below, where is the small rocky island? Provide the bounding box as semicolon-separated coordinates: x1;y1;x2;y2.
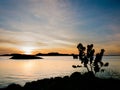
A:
10;54;43;59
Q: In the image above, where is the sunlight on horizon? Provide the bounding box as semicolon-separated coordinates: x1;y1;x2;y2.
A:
21;47;35;55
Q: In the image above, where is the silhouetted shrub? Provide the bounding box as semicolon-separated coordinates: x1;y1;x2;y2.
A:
77;43;109;73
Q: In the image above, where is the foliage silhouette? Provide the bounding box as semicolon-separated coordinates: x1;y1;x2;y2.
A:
76;43;109;73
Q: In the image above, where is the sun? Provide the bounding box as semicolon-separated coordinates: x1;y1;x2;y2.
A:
21;47;34;55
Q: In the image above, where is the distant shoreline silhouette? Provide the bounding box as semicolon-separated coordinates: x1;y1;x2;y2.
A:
0;52;73;56
1;53;120;56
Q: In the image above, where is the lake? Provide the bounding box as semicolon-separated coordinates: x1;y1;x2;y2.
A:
0;56;120;88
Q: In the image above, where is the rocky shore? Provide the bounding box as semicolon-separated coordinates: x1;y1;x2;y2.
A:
0;72;120;90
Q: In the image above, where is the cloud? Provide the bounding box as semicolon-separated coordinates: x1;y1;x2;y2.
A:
0;0;120;54
0;0;84;39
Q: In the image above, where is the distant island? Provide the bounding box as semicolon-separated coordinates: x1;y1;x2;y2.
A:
36;52;74;56
10;54;43;59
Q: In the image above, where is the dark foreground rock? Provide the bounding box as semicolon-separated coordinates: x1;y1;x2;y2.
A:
0;72;120;90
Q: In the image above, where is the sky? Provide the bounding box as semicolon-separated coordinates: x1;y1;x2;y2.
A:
0;0;120;55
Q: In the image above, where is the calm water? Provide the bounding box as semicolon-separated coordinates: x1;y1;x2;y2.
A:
0;56;120;88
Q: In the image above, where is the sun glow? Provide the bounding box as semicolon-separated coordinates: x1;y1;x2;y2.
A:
24;61;33;69
21;47;34;55
23;61;35;74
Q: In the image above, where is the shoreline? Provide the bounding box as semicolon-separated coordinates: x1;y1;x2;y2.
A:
0;71;120;90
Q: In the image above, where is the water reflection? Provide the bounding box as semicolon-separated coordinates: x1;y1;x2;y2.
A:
0;56;120;88
0;56;83;88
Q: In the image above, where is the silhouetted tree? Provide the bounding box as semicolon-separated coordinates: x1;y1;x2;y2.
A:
77;43;86;63
76;43;109;74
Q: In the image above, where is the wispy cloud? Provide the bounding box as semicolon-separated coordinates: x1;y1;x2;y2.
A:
0;0;120;54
